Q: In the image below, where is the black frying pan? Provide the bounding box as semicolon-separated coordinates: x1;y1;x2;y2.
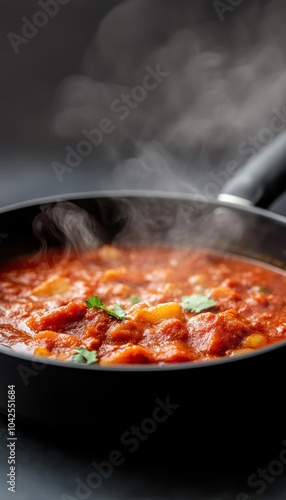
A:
0;133;286;453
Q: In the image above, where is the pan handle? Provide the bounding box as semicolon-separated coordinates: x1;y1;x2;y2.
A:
218;130;286;208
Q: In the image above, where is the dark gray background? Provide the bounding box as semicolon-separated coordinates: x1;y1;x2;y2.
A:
1;1;286;499
1;0;286;208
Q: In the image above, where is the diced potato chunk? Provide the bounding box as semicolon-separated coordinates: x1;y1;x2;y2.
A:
32;275;70;297
102;268;126;281
210;287;240;301
98;245;122;260
131;302;184;324
33;345;70;360
244;333;266;349
34;346;51;357
229;348;254;357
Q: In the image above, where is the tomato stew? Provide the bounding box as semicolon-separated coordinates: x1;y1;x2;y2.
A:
1;245;286;365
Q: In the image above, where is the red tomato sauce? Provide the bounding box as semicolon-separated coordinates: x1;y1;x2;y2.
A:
0;245;286;365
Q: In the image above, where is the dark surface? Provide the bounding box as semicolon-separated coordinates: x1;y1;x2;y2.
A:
1;350;286;500
2;349;286;500
1;413;286;500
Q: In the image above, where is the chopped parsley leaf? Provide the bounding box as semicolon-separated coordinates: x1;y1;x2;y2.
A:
86;296;126;320
181;294;217;313
72;347;98;365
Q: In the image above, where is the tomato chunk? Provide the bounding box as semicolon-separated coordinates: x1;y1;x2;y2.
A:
153;342;196;363
27;301;87;333
187;310;250;355
101;344;154;364
157;318;189;341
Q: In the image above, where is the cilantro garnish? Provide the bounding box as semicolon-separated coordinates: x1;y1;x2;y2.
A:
112;304;127;319
255;286;270;294
72;347;98;365
181;294;217;313
86;296;126;320
130;294;141;304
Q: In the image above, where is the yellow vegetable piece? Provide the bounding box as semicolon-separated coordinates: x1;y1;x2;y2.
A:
132;302;184;324
230;348;254;357
34;347;51;357
32;276;70;297
244;333;266;349
99;245;122;260
102;268;126;281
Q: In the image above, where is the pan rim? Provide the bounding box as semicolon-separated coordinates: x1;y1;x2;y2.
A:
1;339;286;372
0;188;286;225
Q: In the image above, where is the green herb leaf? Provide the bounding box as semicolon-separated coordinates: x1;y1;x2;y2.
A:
254;286;271;294
112;304;127;319
72;347;98;365
181;294;217;313
86;296;104;309
130;294;141;304
86;295;126;320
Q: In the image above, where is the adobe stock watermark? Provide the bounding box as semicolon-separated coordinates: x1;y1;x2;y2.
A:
195;103;286;202
17;360;46;387
51;64;170;183
7;0;71;54
237;440;286;499
61;396;179;500
213;0;244;22
174;102;286;230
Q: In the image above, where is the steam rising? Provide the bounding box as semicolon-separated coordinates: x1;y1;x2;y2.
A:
31;202;99;265
53;0;286;160
40;0;286;258
29;196;276;271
